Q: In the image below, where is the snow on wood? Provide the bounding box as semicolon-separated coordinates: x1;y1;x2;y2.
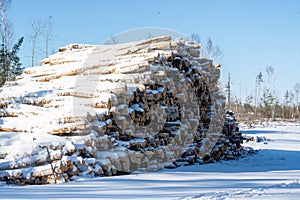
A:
0;150;62;170
0;36;247;185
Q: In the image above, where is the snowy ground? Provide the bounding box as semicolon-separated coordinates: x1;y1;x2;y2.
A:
0;123;300;200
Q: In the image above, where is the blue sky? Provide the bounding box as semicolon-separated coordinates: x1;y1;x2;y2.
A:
8;0;300;101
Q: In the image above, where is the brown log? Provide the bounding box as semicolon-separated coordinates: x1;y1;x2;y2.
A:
0;127;23;132
136;36;171;46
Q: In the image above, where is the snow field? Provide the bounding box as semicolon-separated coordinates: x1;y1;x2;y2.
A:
0;123;299;199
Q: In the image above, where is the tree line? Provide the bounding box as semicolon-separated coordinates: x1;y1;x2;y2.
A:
228;66;300;122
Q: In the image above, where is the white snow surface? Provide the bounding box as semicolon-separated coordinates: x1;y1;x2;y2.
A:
0;122;300;199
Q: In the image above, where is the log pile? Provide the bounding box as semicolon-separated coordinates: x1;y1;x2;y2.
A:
0;36;247;185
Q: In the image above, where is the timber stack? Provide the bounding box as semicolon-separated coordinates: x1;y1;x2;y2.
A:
0;36;245;185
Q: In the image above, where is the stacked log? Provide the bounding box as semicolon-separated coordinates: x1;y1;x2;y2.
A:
0;141;110;185
0;36;248;185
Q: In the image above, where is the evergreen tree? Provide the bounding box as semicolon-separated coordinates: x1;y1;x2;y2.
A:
244;95;253;110
262;89;275;119
0;37;23;86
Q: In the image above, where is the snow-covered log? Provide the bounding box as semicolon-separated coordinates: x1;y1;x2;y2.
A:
0;36;246;185
0;150;62;170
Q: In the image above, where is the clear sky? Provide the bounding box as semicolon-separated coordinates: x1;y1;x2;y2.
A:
7;0;300;101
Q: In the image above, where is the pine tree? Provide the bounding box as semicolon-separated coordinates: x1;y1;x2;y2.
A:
262;89;275;119
0;37;24;86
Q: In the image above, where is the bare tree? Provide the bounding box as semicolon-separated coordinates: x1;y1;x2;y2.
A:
190;33;223;60
0;0;11;85
0;0;12;49
29;20;42;67
0;0;12;82
42;16;53;58
191;33;201;43
205;37;223;60
266;66;276;86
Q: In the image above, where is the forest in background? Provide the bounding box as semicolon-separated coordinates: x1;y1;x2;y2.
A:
226;67;300;123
